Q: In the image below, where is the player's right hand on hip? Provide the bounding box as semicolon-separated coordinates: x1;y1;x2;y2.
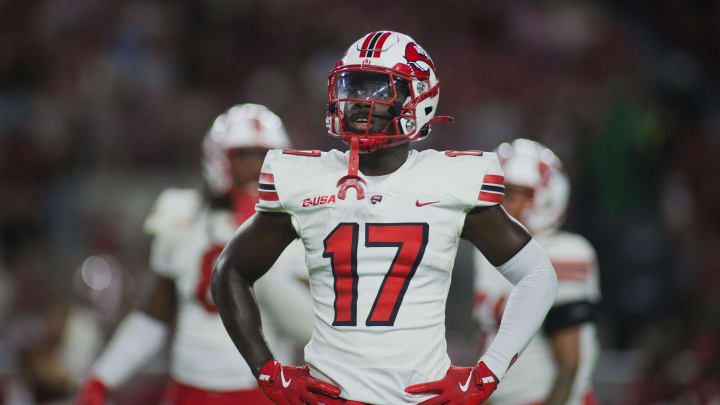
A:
257;360;341;405
75;377;108;405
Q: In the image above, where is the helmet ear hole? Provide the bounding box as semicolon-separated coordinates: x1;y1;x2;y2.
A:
419;124;430;137
328;102;337;114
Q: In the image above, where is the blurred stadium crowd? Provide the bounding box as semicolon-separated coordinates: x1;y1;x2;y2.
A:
1;0;719;404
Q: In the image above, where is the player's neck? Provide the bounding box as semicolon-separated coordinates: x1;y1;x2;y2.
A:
359;143;410;176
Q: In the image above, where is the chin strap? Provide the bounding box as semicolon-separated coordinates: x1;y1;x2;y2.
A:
427;115;454;125
337;137;366;200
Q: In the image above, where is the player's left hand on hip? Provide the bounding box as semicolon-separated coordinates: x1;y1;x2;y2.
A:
405;361;498;405
257;360;341;405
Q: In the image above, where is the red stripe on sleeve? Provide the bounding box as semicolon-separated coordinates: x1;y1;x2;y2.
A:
373;32;391;57
483;174;504;185
478;191;504;203
552;260;591;280
259;173;274;183
359;32;375;58
258;191;279;201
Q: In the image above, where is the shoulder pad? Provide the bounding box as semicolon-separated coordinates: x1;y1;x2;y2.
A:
539;231;598;282
421;150;505;210
255;149;341;213
143;188;202;237
538;231;597;263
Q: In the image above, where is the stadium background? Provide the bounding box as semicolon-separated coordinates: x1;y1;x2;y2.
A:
1;0;718;403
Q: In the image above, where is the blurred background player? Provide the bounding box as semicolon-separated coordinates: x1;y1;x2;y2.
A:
75;103;313;405
474;139;600;405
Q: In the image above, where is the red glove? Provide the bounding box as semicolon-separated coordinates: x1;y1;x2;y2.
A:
75;377;108;405
405;361;498;405
257;360;341;405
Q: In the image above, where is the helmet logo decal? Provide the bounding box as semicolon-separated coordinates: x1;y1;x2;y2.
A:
358;31;392;58
404;42;435;79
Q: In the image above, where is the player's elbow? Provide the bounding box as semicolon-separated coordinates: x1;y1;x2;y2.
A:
545;264;559;298
522;259;559;301
521;260;559;317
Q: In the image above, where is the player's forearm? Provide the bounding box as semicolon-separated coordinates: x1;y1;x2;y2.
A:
211;212;298;376
546;324;582;404
91;311;168;388
480;239;558;379
544;365;577;405
211;258;274;377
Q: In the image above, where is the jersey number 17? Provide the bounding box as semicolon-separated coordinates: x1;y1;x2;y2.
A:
323;223;429;327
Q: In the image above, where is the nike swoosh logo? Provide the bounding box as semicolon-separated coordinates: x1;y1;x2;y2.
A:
459;369;474;392
281;369;292;388
415;200;439;207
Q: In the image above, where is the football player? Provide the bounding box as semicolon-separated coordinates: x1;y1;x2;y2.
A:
211;32;559;405
473;139;601;405
75;104;313;405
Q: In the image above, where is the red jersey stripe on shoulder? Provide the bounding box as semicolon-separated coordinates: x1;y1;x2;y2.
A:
259;191;279;201
478;191;504;203
483;175;504;185
282;149;321;157
259;173;274;183
445;150;484;157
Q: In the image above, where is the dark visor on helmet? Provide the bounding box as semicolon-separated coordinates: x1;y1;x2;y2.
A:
334;71;410;103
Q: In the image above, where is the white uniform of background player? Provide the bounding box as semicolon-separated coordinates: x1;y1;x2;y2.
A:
142;188;307;390
76;104;313;405
474;139;601;405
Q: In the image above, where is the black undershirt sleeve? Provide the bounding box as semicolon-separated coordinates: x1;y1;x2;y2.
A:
542;300;597;336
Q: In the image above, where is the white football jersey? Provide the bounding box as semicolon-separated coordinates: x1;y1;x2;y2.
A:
144;188;309;391
474;230;601;405
255;148;505;404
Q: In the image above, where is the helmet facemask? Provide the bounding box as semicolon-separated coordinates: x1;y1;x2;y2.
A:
328;69;415;152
